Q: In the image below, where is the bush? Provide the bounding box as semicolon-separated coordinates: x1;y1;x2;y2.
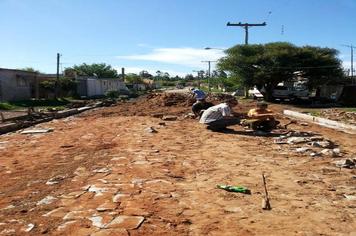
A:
105;90;120;99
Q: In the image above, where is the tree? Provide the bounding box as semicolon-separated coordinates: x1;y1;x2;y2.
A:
20;67;40;73
218;42;344;100
68;63;118;78
139;70;153;79
125;73;143;84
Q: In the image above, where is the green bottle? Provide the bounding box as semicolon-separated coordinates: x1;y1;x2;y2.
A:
217;184;251;194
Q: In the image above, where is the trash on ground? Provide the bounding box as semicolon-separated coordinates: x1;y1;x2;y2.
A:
217;184;251;194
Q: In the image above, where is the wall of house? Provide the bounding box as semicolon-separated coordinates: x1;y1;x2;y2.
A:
77;77;128;97
0;70;35;101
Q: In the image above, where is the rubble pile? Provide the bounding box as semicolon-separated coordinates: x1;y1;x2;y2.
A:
319;109;356;125
274;131;344;158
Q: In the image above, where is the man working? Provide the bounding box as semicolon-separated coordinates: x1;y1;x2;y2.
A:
191;88;213;117
191;88;206;101
199;98;240;131
245;102;279;131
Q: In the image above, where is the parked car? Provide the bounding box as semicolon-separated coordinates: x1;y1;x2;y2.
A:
272;86;309;101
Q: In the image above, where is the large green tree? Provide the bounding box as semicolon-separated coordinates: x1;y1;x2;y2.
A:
218;42;344;100
67;63;118;78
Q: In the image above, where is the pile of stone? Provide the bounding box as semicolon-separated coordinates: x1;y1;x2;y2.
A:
319;109;356;125
274;131;341;158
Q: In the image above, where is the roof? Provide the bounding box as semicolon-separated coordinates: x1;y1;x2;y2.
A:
0;68;38;75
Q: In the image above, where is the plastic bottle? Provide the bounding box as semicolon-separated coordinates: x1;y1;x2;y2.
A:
217;184;251;194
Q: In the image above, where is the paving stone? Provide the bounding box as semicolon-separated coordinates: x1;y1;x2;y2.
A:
63;210;93;220
21;223;35;232
112;193;130;203
106;215;145;229
89;216;106;229
57;220;77;231
42;207;67;217
46;175;66;185
74;167;91;177
93;168;111;173
61;191;86;199
36;196;57;206
96;202;118;212
123;208;151;217
88;185;108;197
91;229;129;236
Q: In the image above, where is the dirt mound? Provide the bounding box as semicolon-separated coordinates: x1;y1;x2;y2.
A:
320;109;356;125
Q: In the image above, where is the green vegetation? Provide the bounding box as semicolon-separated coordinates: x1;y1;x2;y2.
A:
218;42;344;101
0;102;17;110
0;98;71;110
65;63;118;78
340;107;356;112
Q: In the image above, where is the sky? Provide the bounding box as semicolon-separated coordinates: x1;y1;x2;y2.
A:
0;0;355;77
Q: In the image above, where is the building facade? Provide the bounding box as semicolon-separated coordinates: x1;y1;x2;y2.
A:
76;76;129;98
0;68;38;101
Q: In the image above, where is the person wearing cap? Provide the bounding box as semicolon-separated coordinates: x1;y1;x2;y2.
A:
199;98;240;131
245;102;279;131
191;88;206;101
190;88;213;117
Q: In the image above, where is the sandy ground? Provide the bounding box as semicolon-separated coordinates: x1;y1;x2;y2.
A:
0;94;355;236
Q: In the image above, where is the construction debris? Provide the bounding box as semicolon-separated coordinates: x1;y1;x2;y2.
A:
21;128;53;134
334;159;356;169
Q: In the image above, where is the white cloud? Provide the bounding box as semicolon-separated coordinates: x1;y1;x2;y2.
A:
116;66;188;77
117;47;225;68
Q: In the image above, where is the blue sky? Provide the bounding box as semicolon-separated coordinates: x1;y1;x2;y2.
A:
0;0;355;76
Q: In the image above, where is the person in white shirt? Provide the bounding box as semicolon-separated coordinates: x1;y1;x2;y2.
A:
199;98;240;131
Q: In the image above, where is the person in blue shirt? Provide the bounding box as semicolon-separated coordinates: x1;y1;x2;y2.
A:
191;88;206;101
190;88;213;118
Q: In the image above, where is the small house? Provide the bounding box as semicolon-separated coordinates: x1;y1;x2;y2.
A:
76;76;129;98
0;68;37;101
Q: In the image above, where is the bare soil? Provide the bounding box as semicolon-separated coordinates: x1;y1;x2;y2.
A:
0;93;355;236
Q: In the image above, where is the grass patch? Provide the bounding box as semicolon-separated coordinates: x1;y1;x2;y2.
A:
0;98;72;110
340;107;356;112
302;109;322;117
0;102;17;110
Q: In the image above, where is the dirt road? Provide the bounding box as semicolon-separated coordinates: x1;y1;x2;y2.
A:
0;95;355;235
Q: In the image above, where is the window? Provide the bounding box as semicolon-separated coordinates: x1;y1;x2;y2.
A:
16;76;28;87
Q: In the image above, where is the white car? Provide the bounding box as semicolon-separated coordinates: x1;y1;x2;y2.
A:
272;86;309;100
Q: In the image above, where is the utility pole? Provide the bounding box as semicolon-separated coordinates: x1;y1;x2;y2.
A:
342;44;355;84
55;53;61;98
227;22;267;45
201;60;216;91
227;21;266;97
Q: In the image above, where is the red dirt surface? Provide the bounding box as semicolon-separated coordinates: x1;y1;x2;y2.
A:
0;92;355;235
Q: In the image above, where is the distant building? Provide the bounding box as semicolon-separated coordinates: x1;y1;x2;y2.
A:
0;68;37;101
76;76;129;98
142;79;161;89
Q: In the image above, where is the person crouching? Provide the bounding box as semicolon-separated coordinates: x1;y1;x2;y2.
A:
199;98;240;132
245;102;279;132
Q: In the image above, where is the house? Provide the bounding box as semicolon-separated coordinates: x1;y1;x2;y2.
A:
143;79;161;89
76;76;129;98
0;68;37;101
